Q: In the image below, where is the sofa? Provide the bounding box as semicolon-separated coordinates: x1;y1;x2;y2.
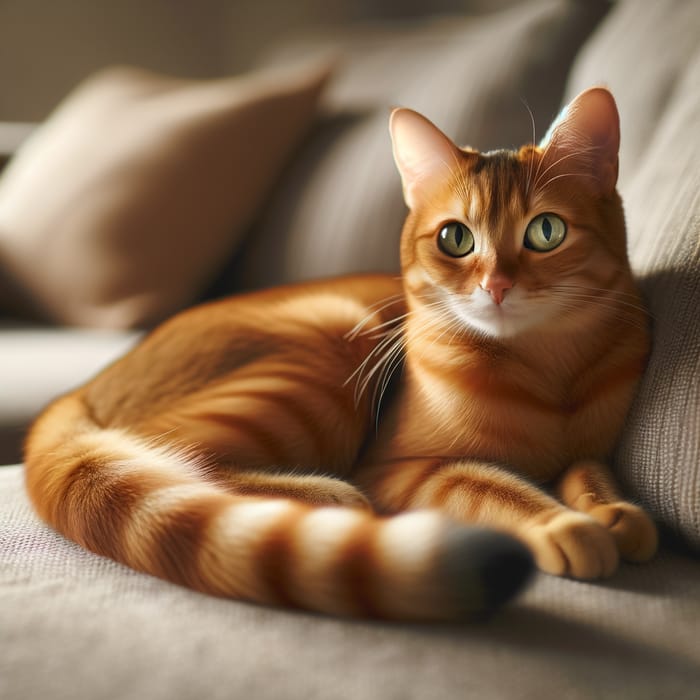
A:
2;1;700;698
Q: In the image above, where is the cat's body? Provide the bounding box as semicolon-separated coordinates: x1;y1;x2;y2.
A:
24;87;657;620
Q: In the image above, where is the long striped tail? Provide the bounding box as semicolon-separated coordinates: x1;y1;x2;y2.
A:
24;395;533;621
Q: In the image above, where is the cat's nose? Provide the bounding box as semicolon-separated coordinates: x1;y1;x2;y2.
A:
480;273;513;305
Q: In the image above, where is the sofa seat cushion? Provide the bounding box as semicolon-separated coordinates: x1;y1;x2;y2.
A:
2;464;699;700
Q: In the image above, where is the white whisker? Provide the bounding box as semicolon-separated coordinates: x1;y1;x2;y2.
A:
553;283;643;301
536;171;598;190
532;147;596;191
344;293;404;340
520;97;537;198
357;330;405;407
372;338;406;431
345;328;402;389
547;296;649;332
550;289;650;317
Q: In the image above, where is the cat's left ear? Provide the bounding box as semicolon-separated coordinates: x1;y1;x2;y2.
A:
539;87;620;194
390;108;462;209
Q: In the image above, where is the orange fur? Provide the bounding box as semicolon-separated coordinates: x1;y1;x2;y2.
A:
24;88;656;620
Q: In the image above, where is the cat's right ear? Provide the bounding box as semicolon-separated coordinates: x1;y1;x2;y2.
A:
390;108;461;209
538;87;620;194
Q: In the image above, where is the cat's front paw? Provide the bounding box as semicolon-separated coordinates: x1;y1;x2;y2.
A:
523;511;619;579
586;501;658;562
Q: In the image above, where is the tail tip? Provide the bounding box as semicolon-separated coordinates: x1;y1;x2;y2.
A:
439;526;534;618
479;532;534;611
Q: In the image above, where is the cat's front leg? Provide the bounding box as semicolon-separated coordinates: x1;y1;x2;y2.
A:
362;457;619;579
555;460;658;563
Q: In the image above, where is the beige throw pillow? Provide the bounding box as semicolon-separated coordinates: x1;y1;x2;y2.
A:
0;61;330;328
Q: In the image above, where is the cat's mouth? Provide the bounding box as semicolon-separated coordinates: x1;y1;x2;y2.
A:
441;287;544;339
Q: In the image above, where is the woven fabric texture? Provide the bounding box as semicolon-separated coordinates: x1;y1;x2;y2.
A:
2;465;700;700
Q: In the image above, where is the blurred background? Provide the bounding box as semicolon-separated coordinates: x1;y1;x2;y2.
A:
0;0;520;121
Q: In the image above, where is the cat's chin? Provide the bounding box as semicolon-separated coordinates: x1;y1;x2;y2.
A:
443;289;545;340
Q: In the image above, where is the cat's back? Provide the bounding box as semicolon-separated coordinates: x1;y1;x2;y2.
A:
82;274;405;428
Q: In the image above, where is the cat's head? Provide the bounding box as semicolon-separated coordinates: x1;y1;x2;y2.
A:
390;88;631;340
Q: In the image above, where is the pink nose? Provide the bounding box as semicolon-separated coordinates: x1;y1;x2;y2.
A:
480;273;513;305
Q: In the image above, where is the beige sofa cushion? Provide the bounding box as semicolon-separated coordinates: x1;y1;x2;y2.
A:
567;0;700;549
2;463;700;699
0;62;330;329
230;0;609;290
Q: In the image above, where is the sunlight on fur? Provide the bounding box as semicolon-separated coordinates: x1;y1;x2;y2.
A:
24;87;657;622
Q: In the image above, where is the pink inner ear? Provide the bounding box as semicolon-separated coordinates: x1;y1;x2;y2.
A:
389;108;461;208
541;87;620;193
567;88;620;154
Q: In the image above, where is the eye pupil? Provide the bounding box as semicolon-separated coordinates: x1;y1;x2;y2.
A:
437;222;474;257
542;217;552;241
524;213;566;252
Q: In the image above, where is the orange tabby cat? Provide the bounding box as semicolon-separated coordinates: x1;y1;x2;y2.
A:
24;87;657;621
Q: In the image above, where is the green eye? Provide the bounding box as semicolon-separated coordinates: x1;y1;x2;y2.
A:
524;214;566;252
437;222;474;257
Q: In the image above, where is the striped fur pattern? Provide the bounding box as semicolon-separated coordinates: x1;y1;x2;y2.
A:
25;88;656;621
